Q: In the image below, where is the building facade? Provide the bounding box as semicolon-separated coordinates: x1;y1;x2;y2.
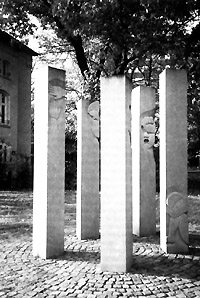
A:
0;30;37;188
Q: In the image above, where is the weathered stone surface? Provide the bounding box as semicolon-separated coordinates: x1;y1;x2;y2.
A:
132;86;156;236
76;98;100;240
166;189;189;253
87;100;100;140
159;69;188;254
33;66;65;258
100;75;132;272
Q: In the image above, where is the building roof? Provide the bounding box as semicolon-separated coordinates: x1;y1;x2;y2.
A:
0;29;38;56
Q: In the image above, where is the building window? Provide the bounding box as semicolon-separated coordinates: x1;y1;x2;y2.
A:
0;90;10;125
0;59;10;78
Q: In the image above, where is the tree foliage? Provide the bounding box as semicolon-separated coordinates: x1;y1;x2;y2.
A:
1;0;200;78
2;0;200;163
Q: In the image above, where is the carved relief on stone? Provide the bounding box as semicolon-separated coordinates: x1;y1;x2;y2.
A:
49;78;65;120
166;188;188;253
127;104;132;146
87;100;100;141
140;109;155;150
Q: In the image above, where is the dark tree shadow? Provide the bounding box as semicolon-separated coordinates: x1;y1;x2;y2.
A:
130;252;200;280
58;249;100;264
0;223;32;239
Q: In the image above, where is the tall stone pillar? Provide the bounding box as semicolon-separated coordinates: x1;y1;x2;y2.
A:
159;69;188;254
76;98;100;239
33;66;65;259
101;76;132;272
132;86;156;236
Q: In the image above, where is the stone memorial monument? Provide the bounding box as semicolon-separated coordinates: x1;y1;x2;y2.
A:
166;187;188;253
132;86;156;236
100;76;132;272
159;69;188;254
76;98;100;240
32;64;189;268
33;66;65;258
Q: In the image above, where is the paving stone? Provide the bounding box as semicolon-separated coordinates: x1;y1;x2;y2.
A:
1;193;200;298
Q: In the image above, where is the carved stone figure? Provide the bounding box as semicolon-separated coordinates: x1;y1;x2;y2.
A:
166;188;188;253
140;109;155;150
139;107;156;236
49;78;65;120
87;100;100;141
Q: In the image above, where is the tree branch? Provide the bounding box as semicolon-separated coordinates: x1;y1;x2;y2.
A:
41;0;89;78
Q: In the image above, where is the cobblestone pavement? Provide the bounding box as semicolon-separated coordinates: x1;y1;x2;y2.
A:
1;192;200;297
1;233;200;298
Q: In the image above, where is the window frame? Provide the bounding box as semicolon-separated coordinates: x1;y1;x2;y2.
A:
0;59;11;79
0;90;10;126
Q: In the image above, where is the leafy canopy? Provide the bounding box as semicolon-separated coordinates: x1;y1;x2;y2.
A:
2;0;200;162
1;0;200;79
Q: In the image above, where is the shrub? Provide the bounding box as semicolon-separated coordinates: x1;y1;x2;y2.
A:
0;152;32;190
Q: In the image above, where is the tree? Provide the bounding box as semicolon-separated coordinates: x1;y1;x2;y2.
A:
1;0;200;80
2;0;200;165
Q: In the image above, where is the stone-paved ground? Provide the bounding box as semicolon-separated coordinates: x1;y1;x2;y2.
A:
1;191;200;297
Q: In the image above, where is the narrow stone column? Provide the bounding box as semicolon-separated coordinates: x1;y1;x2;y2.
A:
132;86;156;236
159;69;188;254
76;98;100;239
101;76;132;272
33;66;65;259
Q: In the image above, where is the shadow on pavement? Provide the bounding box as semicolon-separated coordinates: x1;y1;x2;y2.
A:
131;251;200;280
60;250;100;264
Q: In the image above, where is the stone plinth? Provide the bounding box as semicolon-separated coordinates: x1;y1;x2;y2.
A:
76;99;100;240
159;69;188;254
100;76;132;272
132;86;156;236
33;66;65;259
